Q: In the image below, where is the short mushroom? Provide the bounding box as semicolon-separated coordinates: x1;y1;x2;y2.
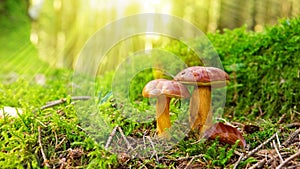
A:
142;79;190;137
174;66;229;133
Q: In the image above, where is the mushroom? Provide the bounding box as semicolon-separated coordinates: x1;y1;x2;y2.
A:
142;79;190;137
174;66;229;133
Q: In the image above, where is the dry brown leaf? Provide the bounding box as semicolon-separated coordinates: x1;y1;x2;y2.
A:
204;122;246;148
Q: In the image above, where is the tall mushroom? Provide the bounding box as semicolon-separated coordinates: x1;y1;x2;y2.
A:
174;66;229;133
142;79;190;137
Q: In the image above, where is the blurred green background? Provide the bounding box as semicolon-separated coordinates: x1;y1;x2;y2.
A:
1;0;300;71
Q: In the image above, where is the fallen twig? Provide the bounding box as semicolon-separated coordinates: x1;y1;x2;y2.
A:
36;119;47;127
215;118;238;129
275;133;282;148
142;132;147;150
177;154;203;161
105;125;119;150
58;158;67;169
290;141;300;148
55;137;66;149
277;113;286;124
38;126;50;167
184;156;195;169
276;150;300;169
76;125;87;132
118;126;133;150
40;96;91;110
266;152;290;166
233;153;244;169
282;128;300;147
272;140;283;163
54;130;58;148
234;150;243;156
248;158;266;169
250;152;291;169
286;122;300;128
145;136;159;162
242;132;277;161
287;164;300;169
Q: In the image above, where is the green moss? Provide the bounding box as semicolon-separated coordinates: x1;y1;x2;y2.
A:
207;17;300;121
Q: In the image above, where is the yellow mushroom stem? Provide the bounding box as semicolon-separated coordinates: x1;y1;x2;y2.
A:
156;95;171;136
189;86;212;132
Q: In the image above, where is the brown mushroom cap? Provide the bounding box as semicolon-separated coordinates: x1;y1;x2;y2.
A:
142;79;190;98
174;66;230;87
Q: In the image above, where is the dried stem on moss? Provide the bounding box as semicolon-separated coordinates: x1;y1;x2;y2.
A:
38;126;50;167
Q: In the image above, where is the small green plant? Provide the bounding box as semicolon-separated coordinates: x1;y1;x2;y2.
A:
203;139;239;167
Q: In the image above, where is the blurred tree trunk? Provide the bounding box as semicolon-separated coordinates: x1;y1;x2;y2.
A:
194;0;210;32
291;0;300;16
217;0;250;31
249;0;257;30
